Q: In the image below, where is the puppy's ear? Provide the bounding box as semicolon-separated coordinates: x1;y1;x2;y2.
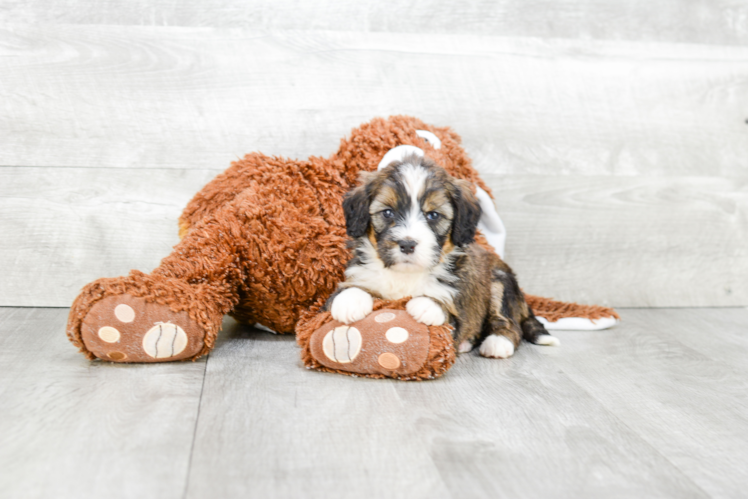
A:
342;185;371;238
450;180;482;246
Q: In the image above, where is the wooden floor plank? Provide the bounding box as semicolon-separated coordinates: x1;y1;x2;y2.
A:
2;0;747;46
185;320;449;498
628;307;748;374
0;307;206;498
548;307;748;498
1;307;746;497
393;346;707;498
2;25;746;178
186;314;710;498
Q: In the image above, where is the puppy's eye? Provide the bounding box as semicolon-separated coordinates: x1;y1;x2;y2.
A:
382;209;394;219
426;211;441;221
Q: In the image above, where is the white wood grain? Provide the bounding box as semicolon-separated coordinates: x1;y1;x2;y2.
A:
0;307;207;498
548;307;748;498
487;174;748;308
2;0;748;46
1;25;746;177
0;167;221;307
2;169;746;308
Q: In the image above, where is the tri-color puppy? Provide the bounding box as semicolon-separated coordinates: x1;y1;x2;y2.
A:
326;154;559;358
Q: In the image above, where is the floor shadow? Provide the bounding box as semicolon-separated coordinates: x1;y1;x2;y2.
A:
215;315;296;348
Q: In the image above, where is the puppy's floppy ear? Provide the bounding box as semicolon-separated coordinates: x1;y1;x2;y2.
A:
450;179;482;246
342;184;371;238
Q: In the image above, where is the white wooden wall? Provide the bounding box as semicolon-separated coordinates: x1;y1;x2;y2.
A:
1;1;747;308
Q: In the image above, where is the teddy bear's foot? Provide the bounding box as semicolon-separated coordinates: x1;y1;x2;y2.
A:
298;304;457;380
309;309;431;377
79;294;205;362
68;271;226;362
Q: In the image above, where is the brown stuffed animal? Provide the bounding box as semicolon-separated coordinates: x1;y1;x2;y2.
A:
66;115;617;369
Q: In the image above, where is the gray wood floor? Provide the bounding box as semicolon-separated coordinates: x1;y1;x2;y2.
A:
2;5;747;309
1;306;746;498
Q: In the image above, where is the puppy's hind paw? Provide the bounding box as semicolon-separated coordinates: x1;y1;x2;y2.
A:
479;335;515;359
406;297;447;326
330;287;373;324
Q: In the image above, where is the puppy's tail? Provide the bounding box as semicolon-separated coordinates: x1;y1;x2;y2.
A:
521;314;560;347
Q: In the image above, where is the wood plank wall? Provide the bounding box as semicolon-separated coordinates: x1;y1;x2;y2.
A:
1;2;746;307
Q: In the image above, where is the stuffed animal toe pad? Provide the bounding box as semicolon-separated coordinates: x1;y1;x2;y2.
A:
297;298;456;381
80;294;205;362
67;271;224;362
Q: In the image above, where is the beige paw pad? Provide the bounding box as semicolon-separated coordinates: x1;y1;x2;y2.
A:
322;326;362;364
114;304;135;323
108;352;126;361
374;312;396;323
385;327;409;344
98;326;120;343
142;323;188;359
378;352;401;370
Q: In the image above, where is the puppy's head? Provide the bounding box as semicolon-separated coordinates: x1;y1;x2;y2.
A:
343;154;481;272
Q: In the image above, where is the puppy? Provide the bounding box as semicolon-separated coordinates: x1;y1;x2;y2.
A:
326;154;559;358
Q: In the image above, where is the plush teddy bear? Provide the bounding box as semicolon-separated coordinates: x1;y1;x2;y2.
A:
66;115;617;371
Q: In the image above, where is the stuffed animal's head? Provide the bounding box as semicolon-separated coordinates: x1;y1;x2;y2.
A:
342;154;481;272
333;115;485;190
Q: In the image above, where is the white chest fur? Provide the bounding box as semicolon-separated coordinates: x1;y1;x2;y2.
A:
345;241;458;305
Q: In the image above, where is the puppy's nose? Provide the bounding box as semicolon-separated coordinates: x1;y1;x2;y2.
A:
397;239;417;255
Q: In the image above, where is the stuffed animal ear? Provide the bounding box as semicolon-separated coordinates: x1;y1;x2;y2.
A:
342;185;371;238
450;179;482;247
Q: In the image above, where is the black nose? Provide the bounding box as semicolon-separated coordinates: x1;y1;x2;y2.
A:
398;239;417;254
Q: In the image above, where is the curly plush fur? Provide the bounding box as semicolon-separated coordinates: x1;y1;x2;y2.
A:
67;115;617;363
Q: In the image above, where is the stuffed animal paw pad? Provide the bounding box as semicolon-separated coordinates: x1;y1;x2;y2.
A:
309;309;431;377
80;294;204;362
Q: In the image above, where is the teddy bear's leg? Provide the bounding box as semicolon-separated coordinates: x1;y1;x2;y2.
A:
67;188;261;362
160;180;351;335
68;176;350;362
67;200;256;362
188;183;350;334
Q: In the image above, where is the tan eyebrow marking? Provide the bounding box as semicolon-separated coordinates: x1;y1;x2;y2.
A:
421;188;453;219
370;185;400;214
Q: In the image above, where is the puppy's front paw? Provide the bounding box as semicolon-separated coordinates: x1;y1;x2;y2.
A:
406;297;447;326
479;335;515;359
330;288;373;324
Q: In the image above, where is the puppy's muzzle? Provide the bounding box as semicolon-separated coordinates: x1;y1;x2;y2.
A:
397;239;417;255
